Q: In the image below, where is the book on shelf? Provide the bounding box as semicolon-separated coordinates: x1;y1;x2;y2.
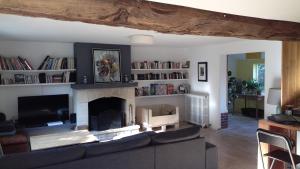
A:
167;84;175;94
0;72;74;85
1;74;40;85
47;72;73;83
131;61;188;69
182;61;190;68
132;72;188;80
62;72;72;83
38;55;50;70
38;56;75;70
14;74;26;84
135;83;179;97
23;58;34;70
0;56;33;70
25;75;40;84
51;74;63;83
1;78;14;85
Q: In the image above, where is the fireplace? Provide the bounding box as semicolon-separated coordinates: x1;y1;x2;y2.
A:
88;97;126;131
73;87;136;129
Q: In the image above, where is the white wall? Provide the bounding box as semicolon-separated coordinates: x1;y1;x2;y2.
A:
131;46;190;121
131;46;190;62
0;42;192;121
0;40;74;120
0;40;282;131
184;40;282;129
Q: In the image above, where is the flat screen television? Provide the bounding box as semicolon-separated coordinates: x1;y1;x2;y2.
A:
18;94;69;128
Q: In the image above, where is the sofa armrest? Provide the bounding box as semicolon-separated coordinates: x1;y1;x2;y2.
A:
205;142;218;169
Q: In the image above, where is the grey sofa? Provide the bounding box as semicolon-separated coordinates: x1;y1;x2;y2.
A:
0;126;218;169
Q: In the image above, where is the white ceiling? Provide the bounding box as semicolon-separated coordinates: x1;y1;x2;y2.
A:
0;14;240;47
148;0;300;23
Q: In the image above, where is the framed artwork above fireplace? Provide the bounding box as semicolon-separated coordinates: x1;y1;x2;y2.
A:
93;49;121;83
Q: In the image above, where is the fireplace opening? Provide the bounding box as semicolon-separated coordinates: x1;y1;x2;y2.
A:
88;97;126;131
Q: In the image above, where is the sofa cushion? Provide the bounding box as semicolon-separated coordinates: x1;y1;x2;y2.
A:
0;144;85;169
85;132;151;158
36;147;155;169
155;138;205;169
151;126;201;144
205;142;218;169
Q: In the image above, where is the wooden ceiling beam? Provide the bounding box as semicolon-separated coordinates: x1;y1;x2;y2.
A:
0;0;300;40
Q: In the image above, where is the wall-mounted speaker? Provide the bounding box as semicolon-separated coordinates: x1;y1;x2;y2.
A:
70;113;76;124
0;112;6;122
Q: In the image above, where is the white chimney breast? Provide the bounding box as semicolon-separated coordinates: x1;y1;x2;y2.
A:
73;87;136;128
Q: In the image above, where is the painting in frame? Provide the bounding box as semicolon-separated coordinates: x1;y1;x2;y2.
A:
198;62;208;82
93;49;121;83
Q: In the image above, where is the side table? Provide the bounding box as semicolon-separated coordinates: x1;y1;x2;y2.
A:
0;131;30;154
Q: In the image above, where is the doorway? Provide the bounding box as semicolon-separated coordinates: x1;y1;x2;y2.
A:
227;52;265;119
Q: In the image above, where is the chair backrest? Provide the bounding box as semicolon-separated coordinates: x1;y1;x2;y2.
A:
257;128;292;151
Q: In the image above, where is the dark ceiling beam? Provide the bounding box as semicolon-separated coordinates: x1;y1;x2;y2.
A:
0;0;299;40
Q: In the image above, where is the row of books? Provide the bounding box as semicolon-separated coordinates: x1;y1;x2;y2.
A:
0;56;33;70
38;56;75;70
132;61;189;69
132;72;188;80
0;72;75;85
44;73;74;83
135;84;177;96
1;74;40;85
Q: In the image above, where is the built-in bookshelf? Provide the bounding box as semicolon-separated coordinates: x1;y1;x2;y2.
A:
0;69;76;73
134;79;188;82
131;60;189;70
132;60;190;98
131;72;188;81
131;68;189;71
0;82;75;87
0;55;76;86
135;93;186;99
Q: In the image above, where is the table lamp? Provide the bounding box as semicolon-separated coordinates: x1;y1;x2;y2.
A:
267;88;281;114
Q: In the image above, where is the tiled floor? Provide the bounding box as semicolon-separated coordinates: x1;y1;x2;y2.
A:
202;115;258;169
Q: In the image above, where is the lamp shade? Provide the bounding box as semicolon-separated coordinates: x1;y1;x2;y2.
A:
267;88;281;105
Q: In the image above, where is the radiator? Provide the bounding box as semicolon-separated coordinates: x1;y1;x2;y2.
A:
185;93;209;127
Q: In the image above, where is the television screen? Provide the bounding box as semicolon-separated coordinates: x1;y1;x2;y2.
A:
18;94;69;127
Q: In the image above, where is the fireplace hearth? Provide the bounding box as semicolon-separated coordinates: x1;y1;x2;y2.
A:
88;97;126;131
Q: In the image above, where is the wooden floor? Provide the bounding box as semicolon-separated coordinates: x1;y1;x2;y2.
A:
201;115;258;169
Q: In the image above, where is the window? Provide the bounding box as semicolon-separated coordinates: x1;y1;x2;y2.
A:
253;64;265;89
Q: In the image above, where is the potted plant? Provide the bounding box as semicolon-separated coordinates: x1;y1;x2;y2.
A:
246;79;263;95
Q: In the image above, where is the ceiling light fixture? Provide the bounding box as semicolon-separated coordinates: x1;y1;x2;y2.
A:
129;35;154;45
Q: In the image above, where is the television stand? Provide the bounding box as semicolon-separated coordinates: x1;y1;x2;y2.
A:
24;122;75;136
